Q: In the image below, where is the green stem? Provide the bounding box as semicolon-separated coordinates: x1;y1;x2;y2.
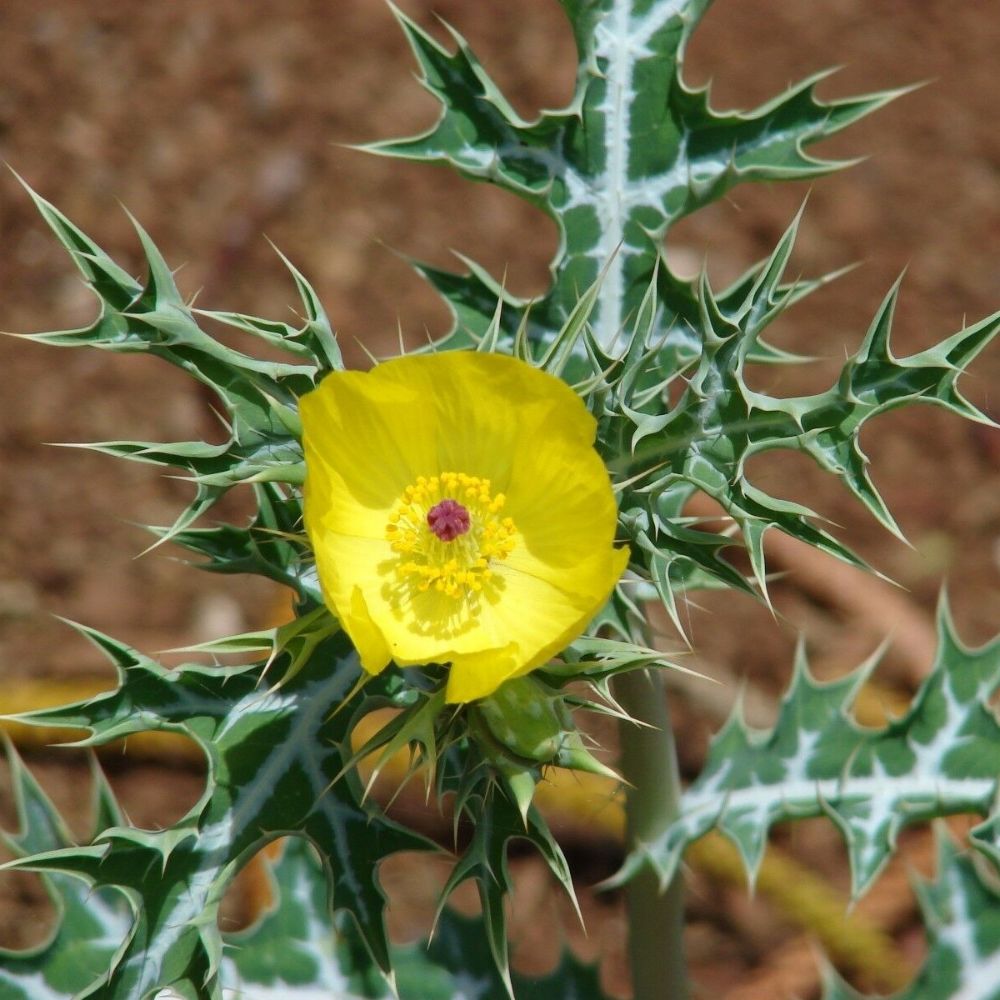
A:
613;668;688;1000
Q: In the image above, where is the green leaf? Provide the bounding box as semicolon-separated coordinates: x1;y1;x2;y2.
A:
4;625;435;998
613;600;1000;898
433;786;579;1000
379;1;901;353
398;907;611;1000
13;183;324;549
198;241;343;374
0;751;610;1000
164;482;319;601
822;831;1000;1000
221;838;390;998
0;742;130;999
614;214;1000;604
224;836;613;1000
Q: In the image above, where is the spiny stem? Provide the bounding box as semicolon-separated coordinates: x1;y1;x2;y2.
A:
613;668;688;1000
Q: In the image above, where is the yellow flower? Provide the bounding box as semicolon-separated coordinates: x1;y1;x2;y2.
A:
300;351;628;703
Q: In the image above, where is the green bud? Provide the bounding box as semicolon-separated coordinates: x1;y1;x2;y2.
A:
476;675;571;764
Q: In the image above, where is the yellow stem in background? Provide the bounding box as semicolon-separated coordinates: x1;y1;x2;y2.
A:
0;678;912;992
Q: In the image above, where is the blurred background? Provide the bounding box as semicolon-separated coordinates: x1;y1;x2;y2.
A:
0;1;998;996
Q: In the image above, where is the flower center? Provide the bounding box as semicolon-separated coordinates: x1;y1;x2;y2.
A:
385;472;516;599
427;498;471;541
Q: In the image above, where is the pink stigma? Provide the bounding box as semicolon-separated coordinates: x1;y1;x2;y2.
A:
427;498;471;541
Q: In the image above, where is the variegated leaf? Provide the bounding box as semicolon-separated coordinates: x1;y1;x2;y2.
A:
612;601;1000;898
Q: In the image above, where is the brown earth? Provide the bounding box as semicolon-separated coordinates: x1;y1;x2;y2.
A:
0;1;998;997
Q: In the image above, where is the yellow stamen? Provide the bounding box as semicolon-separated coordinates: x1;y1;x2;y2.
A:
384;471;517;600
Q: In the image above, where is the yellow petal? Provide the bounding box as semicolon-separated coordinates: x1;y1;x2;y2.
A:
385;585;508;664
300;370;434;514
367;351;596;490
309;531;394;672
443;544;629;703
348;585;392;675
314;530;509;667
445;644;521;703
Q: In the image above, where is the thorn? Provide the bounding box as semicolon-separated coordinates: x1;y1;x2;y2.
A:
352;336;381;368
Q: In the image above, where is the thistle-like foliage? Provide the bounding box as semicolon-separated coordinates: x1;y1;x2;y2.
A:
822;832;1000;1000
609;215;999;624
611;600;1000;898
374;0;904;355
14;182;328;545
369;0;999;626
0;740;606;1000
3;0;1000;996
0;747;127;998
4;623;433;997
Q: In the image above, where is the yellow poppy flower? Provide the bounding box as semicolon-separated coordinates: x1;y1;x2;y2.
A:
300;351;629;703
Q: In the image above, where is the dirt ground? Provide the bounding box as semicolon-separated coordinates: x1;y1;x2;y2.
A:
0;2;998;997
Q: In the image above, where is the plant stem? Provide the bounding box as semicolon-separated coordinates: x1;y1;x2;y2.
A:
613;668;688;1000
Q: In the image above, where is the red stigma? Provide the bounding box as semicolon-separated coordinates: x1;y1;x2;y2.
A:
427;498;471;541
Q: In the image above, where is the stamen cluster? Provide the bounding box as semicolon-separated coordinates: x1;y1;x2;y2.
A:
385;471;516;598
